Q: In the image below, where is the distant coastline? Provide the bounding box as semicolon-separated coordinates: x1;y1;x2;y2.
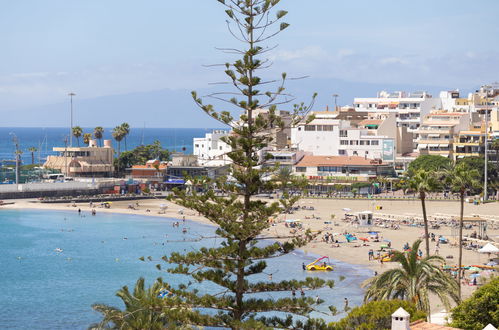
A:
0;127;224;164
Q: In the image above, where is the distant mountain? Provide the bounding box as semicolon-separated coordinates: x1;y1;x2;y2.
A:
2;78;468;128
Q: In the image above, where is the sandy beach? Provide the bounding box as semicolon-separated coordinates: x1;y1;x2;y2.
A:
3;196;498;311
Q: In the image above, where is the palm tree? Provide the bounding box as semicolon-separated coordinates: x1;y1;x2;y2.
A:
94;126;104;147
444;162;480;300
83;133;92;146
112;126;125;156
407;169;440;256
91;277;169;329
491;138;499;171
120;122;130;151
28;147;37;164
72;126;83;147
363;239;459;315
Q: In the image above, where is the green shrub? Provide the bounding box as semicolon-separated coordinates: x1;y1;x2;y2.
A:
330;300;426;330
450;277;499;330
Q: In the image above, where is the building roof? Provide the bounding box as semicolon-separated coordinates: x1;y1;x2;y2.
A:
393;307;410;317
410;320;460;329
429;112;467;117
306;119;341;125
358;119;383;126
295;155;383;167
458;130;484;135
132;164;167;169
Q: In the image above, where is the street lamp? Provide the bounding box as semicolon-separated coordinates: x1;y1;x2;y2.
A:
68;92;76;147
9;132;20;185
484;93;490;202
332;94;339;111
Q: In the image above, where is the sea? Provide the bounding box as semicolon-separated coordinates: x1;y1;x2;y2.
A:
0;209;371;329
0;127;218;165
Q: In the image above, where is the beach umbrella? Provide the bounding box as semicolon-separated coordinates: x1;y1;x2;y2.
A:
468;266;481;272
478;243;499;254
469;273;481;278
380;244;389;249
486;261;497;266
359;237;369;242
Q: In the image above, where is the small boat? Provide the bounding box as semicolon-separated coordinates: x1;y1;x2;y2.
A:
306;256;334;271
54;248;63;253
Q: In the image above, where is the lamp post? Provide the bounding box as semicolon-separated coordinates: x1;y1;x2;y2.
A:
332;94;339;111
64;136;69;178
484;94;490;202
9;133;20;185
68;92;76;147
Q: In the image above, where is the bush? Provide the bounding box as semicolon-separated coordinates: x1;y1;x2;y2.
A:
330;300;426;330
450;277;499;330
407;155;452;174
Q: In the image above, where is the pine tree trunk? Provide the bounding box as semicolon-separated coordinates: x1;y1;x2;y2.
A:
31;152;34;165
235;239;247;327
457;190;465;300
421;191;430;257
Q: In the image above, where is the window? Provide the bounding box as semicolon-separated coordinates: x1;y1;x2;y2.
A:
353;151;358;156
371;140;379;146
298;127;302;131
318;166;338;172
304;125;316;131
340;130;348;137
340;140;349;145
219;146;222;150
350;140;358;145
195;144;199;148
360;140;365;145
296;167;306;172
323;125;334;131
339;149;346;155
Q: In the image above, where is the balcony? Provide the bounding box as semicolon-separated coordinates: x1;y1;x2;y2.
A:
417;128;452;134
417;138;453;145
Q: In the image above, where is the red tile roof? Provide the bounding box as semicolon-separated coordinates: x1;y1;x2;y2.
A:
358;119;383;126
410;320;460;329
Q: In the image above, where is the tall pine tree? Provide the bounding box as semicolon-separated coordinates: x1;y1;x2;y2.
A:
160;1;333;328
94;1;335;329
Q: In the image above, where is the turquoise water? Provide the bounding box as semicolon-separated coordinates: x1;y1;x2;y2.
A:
0;209;371;329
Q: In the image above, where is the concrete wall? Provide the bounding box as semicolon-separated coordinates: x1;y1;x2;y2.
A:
0;181;116;199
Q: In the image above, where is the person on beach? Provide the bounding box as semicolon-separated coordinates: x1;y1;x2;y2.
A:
344;298;349;311
302;262;306;270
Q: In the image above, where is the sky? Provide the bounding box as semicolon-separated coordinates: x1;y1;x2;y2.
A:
1;0;499;127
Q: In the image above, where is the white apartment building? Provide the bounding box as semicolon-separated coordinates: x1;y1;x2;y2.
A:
439;90;471;113
291;112;347;156
416;111;470;159
338;128;394;161
353;91;441;132
193;130;232;167
291;111;395;161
